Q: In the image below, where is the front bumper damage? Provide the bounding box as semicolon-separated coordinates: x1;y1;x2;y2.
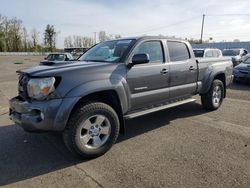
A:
9;96;79;132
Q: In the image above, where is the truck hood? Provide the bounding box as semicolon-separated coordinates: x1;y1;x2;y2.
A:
17;61;112;77
235;63;250;71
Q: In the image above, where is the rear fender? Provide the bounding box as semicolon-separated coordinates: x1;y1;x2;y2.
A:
200;69;225;94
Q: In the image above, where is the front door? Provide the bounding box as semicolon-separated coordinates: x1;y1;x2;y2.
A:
127;40;169;110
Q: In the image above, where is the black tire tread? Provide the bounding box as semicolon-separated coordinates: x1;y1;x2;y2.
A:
201;79;224;110
63;102;120;159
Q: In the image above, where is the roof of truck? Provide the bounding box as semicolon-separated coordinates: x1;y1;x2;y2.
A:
110;36;185;41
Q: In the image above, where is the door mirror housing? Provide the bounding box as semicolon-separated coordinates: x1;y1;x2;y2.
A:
132;53;150;65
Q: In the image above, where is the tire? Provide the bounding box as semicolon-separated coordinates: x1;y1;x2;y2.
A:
63;102;120;159
201;79;224;110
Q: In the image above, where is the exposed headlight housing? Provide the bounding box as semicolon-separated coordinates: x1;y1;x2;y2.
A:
233;69;240;75
27;77;55;100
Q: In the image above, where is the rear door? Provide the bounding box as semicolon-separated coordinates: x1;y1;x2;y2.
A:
127;40;170;110
167;41;198;99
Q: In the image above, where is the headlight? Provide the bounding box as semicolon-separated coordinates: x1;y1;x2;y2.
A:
27;77;55;100
233;69;239;74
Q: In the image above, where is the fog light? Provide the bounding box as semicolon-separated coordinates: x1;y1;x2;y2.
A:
40;112;44;120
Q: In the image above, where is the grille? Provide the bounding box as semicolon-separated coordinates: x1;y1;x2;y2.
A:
18;73;29;100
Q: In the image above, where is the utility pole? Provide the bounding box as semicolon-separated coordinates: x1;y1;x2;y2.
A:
94;32;97;44
200;14;205;43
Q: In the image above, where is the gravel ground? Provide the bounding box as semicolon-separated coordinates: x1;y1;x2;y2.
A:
0;56;249;188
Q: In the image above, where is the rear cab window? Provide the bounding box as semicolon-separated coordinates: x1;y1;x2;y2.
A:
193;50;204;58
205;50;213;58
212;50;219;57
167;41;190;62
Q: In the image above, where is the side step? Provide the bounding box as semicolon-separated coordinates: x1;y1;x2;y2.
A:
124;98;196;119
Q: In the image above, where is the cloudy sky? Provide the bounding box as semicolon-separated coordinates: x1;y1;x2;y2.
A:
1;0;250;48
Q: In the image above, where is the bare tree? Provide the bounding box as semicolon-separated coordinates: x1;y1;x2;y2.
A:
82;37;94;48
22;27;28;51
73;35;82;47
0;14;5;51
0;14;47;52
98;31;121;42
9;18;23;51
64;36;73;47
0;17;23;52
3;16;11;51
0;15;28;52
30;28;39;51
99;31;107;42
64;35;94;48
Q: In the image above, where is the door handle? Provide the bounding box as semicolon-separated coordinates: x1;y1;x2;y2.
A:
189;66;195;71
160;69;169;74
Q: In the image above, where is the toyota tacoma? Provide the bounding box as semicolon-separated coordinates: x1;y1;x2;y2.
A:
9;36;233;158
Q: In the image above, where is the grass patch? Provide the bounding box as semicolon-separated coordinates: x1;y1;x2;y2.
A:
13;61;24;64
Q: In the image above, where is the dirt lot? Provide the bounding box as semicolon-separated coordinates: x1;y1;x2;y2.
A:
0;56;250;188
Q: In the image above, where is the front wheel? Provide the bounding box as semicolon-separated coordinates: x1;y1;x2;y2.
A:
63;102;120;159
201;79;224;110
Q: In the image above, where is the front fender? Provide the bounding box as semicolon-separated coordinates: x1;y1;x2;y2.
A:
64;78;130;113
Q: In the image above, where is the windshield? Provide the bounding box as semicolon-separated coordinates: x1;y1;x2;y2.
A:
222;49;240;56
78;39;135;62
66;53;74;60
244;57;250;64
47;54;65;61
193;50;204;57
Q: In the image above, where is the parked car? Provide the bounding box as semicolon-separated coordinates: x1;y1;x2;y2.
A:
233;54;250;82
193;48;222;58
64;47;89;59
40;53;75;65
9;36;233;158
222;48;248;67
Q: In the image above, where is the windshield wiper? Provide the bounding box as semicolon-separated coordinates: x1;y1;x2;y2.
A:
84;59;109;62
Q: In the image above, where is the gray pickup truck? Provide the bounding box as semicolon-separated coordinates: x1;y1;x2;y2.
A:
9;36;233;158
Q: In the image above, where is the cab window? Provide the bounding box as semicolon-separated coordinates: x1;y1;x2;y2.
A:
244;57;250;64
212;50;219;57
167;41;190;62
205;50;213;57
132;41;164;63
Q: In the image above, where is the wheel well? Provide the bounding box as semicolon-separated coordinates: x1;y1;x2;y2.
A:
70;90;125;134
214;73;226;98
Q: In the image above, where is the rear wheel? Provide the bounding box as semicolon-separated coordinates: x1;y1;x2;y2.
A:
201;79;224;110
63;102;120;158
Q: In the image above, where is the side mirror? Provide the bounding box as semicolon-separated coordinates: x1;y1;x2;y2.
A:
65;57;69;61
132;53;150;65
44;57;47;60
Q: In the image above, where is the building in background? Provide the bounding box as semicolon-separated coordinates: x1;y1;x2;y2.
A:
191;41;250;52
